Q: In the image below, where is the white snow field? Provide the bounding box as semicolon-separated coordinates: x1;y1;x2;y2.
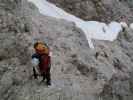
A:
28;0;123;48
130;23;133;30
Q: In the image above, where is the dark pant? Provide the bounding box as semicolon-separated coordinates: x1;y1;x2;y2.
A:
42;67;51;85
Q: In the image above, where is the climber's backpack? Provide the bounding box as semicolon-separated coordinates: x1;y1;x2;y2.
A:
34;41;50;55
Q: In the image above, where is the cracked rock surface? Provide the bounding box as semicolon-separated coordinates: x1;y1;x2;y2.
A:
0;0;133;100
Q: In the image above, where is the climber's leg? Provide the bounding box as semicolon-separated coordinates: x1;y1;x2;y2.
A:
46;68;51;85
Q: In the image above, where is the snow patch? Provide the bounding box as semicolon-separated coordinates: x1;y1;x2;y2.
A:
79;21;122;41
28;0;122;48
120;22;128;28
130;23;133;30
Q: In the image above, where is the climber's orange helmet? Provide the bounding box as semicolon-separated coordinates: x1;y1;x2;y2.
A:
34;41;49;55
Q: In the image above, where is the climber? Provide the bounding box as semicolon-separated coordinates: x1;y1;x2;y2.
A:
32;41;51;86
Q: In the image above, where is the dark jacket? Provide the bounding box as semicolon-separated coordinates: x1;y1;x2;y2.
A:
32;53;51;74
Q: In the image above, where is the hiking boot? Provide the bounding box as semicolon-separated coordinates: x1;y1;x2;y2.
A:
46;81;51;86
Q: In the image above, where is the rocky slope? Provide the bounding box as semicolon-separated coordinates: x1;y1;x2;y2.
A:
0;0;133;100
48;0;133;22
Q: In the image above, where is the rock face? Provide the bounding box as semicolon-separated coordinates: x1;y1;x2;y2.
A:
0;0;133;100
48;0;133;22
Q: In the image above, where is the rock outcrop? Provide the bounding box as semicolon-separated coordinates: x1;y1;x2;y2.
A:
0;0;133;100
48;0;133;22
